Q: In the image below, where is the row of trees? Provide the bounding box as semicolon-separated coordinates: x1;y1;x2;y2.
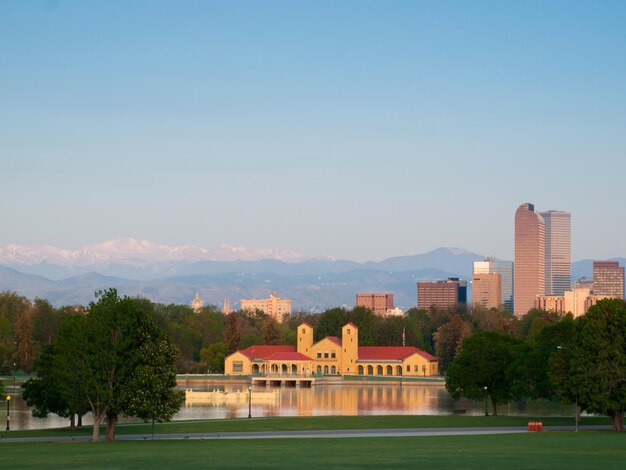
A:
445;299;626;432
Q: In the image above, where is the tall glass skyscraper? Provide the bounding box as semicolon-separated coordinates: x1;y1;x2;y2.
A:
514;203;545;316
540;210;571;296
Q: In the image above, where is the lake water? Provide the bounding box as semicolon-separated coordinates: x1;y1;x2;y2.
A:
0;381;576;431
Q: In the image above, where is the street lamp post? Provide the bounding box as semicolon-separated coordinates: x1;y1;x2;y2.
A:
13;363;16;389
5;395;10;431
484;386;488;416
248;385;252;419
557;346;578;432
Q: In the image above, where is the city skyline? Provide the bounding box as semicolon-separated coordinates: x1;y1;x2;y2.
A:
2;1;626;262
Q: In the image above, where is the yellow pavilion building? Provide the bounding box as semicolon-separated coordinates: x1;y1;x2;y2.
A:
224;322;439;377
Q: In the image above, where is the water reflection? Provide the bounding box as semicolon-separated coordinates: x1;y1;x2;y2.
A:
1;382;576;430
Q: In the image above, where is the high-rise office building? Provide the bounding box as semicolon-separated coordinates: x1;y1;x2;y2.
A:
514;203;545;315
473;258;514;311
417;278;467;310
471;273;502;310
593;261;625;299
355;293;394;315
540;210;571;295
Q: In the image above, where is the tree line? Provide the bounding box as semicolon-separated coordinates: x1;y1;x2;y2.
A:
445;299;626;432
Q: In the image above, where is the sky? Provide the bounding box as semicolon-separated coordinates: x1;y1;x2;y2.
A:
1;0;625;262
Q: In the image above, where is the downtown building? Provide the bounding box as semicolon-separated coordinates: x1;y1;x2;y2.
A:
514;203;546;315
417;278;467;310
592;261;625;299
514;203;571;316
540;210;571;295
240;292;292;321
355;293;395;316
473;257;513;311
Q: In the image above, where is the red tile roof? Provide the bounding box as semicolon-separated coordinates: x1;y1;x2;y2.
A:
239;345;295;360
326;336;342;346
358;346;437;362
266;352;313;361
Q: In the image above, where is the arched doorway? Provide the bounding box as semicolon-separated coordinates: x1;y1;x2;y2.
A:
367;365;373;375
331;365;336;375
282;364;288;374
317;365;322;374
396;365;402;376
358;365;364;375
252;364;260;374
271;364;278;374
386;365;393;375
291;364;298;375
377;365;383;375
324;365;329;375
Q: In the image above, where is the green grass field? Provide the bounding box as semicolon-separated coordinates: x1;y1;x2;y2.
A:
1;432;625;469
0;414;611;439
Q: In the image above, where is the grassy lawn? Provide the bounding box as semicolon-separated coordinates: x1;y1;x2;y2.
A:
1;432;624;469
0;414;610;439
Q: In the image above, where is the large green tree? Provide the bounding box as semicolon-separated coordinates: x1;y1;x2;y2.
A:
53;289;181;441
551;299;626;431
445;331;529;415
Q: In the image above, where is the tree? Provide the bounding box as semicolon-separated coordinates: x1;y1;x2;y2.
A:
200;341;229;373
224;313;242;353
433;314;472;372
551;299;626;431
53;289;181;441
22;343;89;431
446;331;528;415
261;317;283;345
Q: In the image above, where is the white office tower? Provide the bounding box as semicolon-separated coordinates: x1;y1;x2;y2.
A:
540;210;571;295
473;257;514;312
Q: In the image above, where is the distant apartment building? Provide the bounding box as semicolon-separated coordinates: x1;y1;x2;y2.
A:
471;273;502;310
417;278;467;310
563;279;593;318
535;294;565;313
593;261;625;299
540;210;571;296
240;292;292;321
473;257;513;311
355;293;394;316
514;203;545;315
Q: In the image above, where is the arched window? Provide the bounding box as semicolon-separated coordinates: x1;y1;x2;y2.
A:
324;365;329;375
271;364;278;374
281;364;288;374
291;364;298;375
396;365;402;376
367;365;374;375
386;365;393;375
331;365;336;375
252;364;260;374
358;365;364;375
377;365;383;375
317;365;322;374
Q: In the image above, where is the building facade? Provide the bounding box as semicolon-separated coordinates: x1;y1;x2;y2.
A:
240;292;292;321
563;280;593;318
514;203;545;315
535;294;565;313
224;322;439;377
417;278;467;310
593;261;625;299
471;273;502;310
540;210;571;296
355;293;395;316
473;257;513;311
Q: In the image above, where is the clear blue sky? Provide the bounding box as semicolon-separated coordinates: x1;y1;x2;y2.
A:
1;0;625;261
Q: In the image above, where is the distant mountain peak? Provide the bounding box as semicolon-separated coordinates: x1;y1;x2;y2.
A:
0;239;310;266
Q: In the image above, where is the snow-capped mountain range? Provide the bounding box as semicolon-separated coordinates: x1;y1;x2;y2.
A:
0;238;311;266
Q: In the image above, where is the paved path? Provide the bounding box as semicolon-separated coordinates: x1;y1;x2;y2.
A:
0;425;611;444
